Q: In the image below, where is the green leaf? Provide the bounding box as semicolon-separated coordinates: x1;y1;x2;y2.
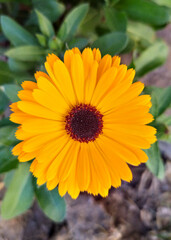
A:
68;38;89;49
159;133;171;144
35;9;55;38
3;84;22;102
127;21;156;46
35;184;66;222
144;85;171;118
0;89;9;113
152;0;171;8
0;126;18;146
36;33;47;47
0;61;14;85
105;8;127;32
116;0;170;26
145;142;165;179
58;3;89;41
1;163;34;219
32;0;65;22
79;8;100;38
5;46;46;62
96;26;109;36
158;86;171;116
48;37;63;51
14;74;34;85
1;15;38;46
154;122;168;139
0;0;30;3
8;58;34;72
150;92;159;119
0;118;16;128
4;170;15;188
0;146;18;173
157;114;171;126
92;32;128;56
135;40;168;77
106;0;120;6
121;36;135;53
144;86;163;98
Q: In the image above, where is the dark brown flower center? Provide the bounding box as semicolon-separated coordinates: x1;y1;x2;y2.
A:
65;104;103;143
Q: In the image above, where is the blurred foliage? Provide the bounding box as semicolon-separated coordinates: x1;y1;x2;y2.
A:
0;0;171;221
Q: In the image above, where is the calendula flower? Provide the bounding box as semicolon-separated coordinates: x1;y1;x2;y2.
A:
10;47;156;199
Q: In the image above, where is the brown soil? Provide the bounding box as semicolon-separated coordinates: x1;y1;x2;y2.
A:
0;24;171;240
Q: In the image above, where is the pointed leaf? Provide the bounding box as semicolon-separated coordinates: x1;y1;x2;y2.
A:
3;84;22;102
68;38;89;49
116;0;170;26
121;36;135;53
1;15;38;46
92;32;128;56
4;170;15;188
145;142;165;179
5;46;47;62
36;33;47;47
58;3;89;41
8;58;34;72
155;122;168;139
79;8;100;36
105;8;127;32
35;184;66;222
127;21;156;46
0;126;18;146
35;9;55;38
0;146;18;173
32;0;65;22
135;40;168;77
157;114;171;126
158;86;171;116
1;163;34;219
150;92;159;119
48;36;63;51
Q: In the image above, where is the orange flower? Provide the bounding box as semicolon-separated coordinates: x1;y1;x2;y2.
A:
10;47;156;199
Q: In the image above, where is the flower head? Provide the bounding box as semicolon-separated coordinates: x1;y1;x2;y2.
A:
10;47;156;199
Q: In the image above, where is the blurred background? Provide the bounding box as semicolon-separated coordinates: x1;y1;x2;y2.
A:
0;0;171;239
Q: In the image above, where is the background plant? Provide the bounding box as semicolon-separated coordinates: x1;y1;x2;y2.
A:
0;0;171;221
